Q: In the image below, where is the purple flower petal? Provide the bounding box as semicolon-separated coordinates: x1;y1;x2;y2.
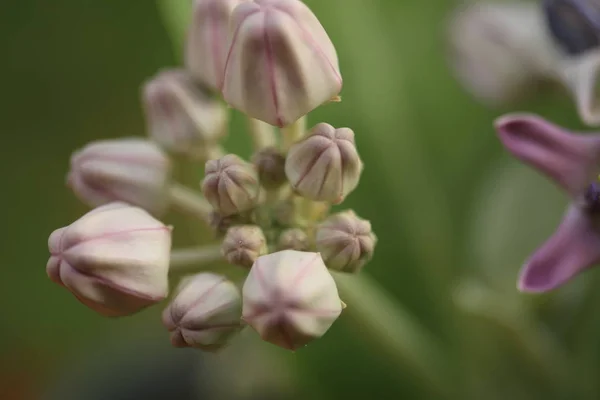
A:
495;113;600;197
518;205;600;292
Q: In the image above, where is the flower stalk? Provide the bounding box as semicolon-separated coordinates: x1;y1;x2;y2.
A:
247;117;277;150
169;244;224;272
204;144;226;161
168;182;213;222
281;116;307;152
331;271;449;397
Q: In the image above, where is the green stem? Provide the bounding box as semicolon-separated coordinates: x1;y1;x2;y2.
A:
169;183;212;222
331;271;449;398
568;273;600;400
169;244;224;272
247;118;277;150
281;116;306;152
205;144;225;161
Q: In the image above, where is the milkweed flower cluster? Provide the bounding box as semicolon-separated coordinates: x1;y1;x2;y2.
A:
46;0;376;352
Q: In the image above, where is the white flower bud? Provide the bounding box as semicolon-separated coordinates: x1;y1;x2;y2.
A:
242;250;343;350
67;138;171;216
47;202;172;317
316;210;377;273
163;273;243;351
447;2;558;106
285;123;363;203
201;154;261;216
221;0;342;127
142;69;228;157
222;225;268;268
185;0;245;91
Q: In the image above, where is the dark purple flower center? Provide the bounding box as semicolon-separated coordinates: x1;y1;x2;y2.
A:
585;181;600;212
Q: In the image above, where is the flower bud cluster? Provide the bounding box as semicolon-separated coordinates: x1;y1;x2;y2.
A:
49;0;376;353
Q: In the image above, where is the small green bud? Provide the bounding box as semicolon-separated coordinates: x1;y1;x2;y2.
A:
316;210;377;273
273;198;296;226
252;147;287;190
277;228;310;251
208;211;244;237
222;225;268;268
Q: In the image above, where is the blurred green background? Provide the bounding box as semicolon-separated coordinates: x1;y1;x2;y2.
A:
3;0;599;399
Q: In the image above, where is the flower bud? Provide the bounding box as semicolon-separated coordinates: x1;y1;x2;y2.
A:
252;147;287;189
201;154;261;216
221;0;342;127
447;2;558;106
47;202;172;317
277;228;309;251
316;210;376;273
185;0;244;91
208;211;245;236
163;273;243;351
273;198;296;226
67;138;171;216
285;123;363;203
142;69;228;157
242;250;343;350
222;225;268;267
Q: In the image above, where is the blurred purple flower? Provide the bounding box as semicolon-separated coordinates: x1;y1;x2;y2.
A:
543;0;600;56
495;113;600;292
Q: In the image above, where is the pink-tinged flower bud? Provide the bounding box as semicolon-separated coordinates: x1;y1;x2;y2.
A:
142;69;228;157
242;250;343;350
185;0;244;91
201;154;261;216
222;225;268;267
47;202;172;317
316;210;377;273
252;147;287;189
277;228;309;251
67;138;171;216
163;272;243;351
285;123;363;203
221;0;343;127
